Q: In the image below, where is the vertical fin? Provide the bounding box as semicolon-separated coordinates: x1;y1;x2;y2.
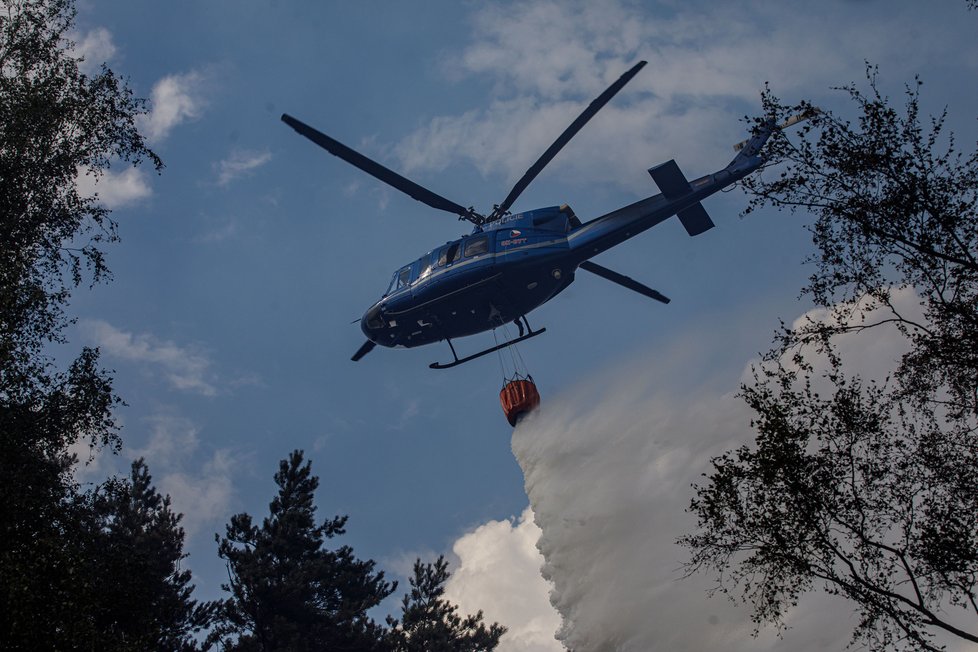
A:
648;160;715;236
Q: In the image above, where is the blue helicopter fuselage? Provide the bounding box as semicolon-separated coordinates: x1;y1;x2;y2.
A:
362;206;575;349
360;140;769;352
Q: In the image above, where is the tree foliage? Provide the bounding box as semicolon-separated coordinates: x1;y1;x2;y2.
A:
212;451;507;652
88;459;214;650
212;450;396;652
387;556;506;652
3;4;509;650
2;451;214;650
740;68;978;416
0;1;213;649
681;68;978;650
1;0;161;379
0;352;112;647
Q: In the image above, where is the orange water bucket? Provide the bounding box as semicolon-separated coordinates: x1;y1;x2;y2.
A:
499;377;541;427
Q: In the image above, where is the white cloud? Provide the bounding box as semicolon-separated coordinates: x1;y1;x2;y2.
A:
75;165;152;208
71;27;117;75
394;0;969;202
445;508;563;652
136;413;202;465
160;449;236;538
768;285;924;389
382;548;442;582
70;410;239;540
215;149;272;186
192;220;238;244
131;413;237;538
394;398;420;430
69;437;116;485
81;319;218;396
139;71;207;143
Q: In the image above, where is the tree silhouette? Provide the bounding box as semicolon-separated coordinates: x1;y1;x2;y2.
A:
682;67;978;650
388;556;505;652
212;450;395;651
1;0;163;647
87;459;214;650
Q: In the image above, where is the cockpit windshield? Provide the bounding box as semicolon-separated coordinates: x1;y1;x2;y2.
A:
385;264;415;296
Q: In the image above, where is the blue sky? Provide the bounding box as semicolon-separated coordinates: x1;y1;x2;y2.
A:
65;1;977;650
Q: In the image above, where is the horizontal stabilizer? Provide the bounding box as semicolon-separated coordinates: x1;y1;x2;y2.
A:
578;261;670;304
676;202;714;236
648;159;691;200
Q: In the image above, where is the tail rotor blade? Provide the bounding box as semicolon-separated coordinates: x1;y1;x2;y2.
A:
351;340;377;362
490;61;647;222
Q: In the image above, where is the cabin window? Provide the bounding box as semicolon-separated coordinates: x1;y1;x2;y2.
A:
439;241;461;266
464;234;489;258
418;253;434;280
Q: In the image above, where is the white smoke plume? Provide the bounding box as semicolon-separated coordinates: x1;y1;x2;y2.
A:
508;319;891;651
503;287;978;651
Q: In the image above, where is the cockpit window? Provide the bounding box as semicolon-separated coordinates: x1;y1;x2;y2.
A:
464;235;489;258
385;264;414;295
396;265;412;289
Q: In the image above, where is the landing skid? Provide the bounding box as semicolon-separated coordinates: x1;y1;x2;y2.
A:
430;318;546;370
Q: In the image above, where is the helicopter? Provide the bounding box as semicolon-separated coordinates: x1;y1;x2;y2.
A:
282;60;791;369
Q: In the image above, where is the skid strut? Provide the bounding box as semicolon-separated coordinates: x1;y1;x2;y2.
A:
430;316;545;370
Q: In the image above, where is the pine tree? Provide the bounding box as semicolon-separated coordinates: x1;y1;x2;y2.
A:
388;556;506;652
212;450;395;651
87;459;213;650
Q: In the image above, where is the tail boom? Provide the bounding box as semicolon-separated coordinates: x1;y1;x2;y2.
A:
567;123;774;262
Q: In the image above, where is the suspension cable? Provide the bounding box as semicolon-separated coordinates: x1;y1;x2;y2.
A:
494;319;530;381
492;327;507;383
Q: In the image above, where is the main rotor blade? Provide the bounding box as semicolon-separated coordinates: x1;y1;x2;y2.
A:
282;113;476;221
351;340;376;362
579;260;670;304
490;60;647;221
